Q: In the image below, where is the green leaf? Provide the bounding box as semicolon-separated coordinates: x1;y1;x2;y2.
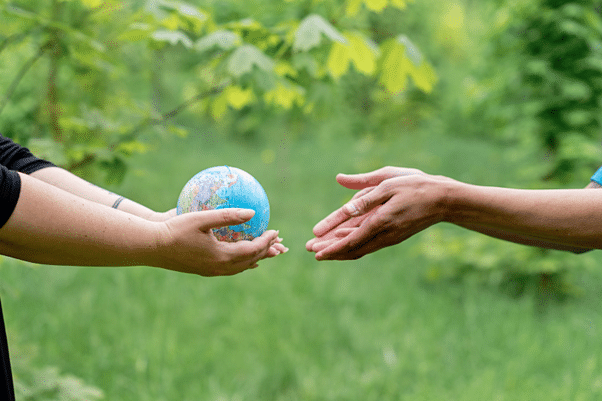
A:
151;30;193;48
363;0;388;13
293;14;346;52
263;81;305;109
158;1;206;21
80;0;104;8
292;52;320;76
225;85;254;109
378;39;412;92
27;139;67;166
346;0;410;16
396;35;422;66
195;30;240;52
227;44;274;77
378;36;437;93
118;23;153;42
411;61;437;93
326;32;378;78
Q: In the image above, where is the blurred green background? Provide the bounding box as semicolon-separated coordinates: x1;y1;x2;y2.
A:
2;0;602;400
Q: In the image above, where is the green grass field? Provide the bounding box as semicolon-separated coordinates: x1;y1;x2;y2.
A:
2;131;602;400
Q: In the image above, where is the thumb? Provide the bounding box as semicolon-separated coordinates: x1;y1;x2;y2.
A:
196;208;255;231
312;186;387;237
337;167;423;190
336;168;393;190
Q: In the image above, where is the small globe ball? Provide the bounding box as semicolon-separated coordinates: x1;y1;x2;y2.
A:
176;166;270;242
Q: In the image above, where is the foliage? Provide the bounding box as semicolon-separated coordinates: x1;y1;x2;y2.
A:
0;0;437;182
418;226;599;304
4;295;105;401
15;367;104;401
486;0;602;184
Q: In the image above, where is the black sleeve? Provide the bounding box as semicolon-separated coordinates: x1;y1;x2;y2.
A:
0;135;56;228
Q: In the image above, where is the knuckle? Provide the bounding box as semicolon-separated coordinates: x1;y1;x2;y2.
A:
357;196;371;211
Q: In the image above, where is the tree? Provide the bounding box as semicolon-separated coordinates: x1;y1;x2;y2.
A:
0;0;437;182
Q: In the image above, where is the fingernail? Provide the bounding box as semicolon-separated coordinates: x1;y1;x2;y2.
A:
237;209;255;220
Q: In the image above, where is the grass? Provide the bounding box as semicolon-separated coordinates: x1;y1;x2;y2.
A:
2;129;602;400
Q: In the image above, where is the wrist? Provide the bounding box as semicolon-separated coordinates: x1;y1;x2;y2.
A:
435;177;469;225
133;220;168;268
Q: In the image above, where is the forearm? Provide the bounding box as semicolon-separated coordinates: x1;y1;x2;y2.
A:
0;173;159;266
30;167;157;219
443;181;602;250
455;222;591;253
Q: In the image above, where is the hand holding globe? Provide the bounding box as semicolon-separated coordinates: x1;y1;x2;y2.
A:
177;166;271;242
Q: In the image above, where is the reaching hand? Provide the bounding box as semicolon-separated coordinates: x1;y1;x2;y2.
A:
154;208;286;276
306;167;449;260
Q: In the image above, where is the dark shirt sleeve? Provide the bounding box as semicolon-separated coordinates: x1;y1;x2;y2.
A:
0;135;56;228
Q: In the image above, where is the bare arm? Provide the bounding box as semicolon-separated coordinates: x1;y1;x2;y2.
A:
307;167;602;260
444;184;602;250
452;180;600;253
0;173;280;275
30;166;171;221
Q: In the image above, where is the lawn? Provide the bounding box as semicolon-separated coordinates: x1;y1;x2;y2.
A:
2;129;602;400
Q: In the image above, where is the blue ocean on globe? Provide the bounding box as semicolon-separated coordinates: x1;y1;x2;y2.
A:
176;166;270;242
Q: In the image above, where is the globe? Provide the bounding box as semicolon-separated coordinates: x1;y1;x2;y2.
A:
176;166;270;242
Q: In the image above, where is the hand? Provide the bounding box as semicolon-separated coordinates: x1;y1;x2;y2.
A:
154;208;286;276
306;167;448;260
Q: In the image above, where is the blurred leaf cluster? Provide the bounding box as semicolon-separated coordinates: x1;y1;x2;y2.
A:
485;0;602;184
7;325;104;401
418;226;598;303
0;0;437;183
15;367;104;401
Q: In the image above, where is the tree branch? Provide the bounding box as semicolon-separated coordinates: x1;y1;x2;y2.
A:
0;41;50;117
0;27;39;56
125;79;231;141
63;80;232;172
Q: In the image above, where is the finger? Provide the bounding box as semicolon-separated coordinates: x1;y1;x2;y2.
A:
267;242;288;257
351;186;375;201
273;243;288;253
336;167;424;190
310;209;374;246
334;228;354;237
308;229;354;254
310;238;339;253
225;229;278;262
312;207;353;238
315;212;383;260
338;185;391;219
266;243;288;257
196;208;255;231
316;232;388;261
335;167;396;190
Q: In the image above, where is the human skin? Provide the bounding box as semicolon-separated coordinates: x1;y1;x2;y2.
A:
31;166;178;222
0;169;286;276
306;166;598;261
